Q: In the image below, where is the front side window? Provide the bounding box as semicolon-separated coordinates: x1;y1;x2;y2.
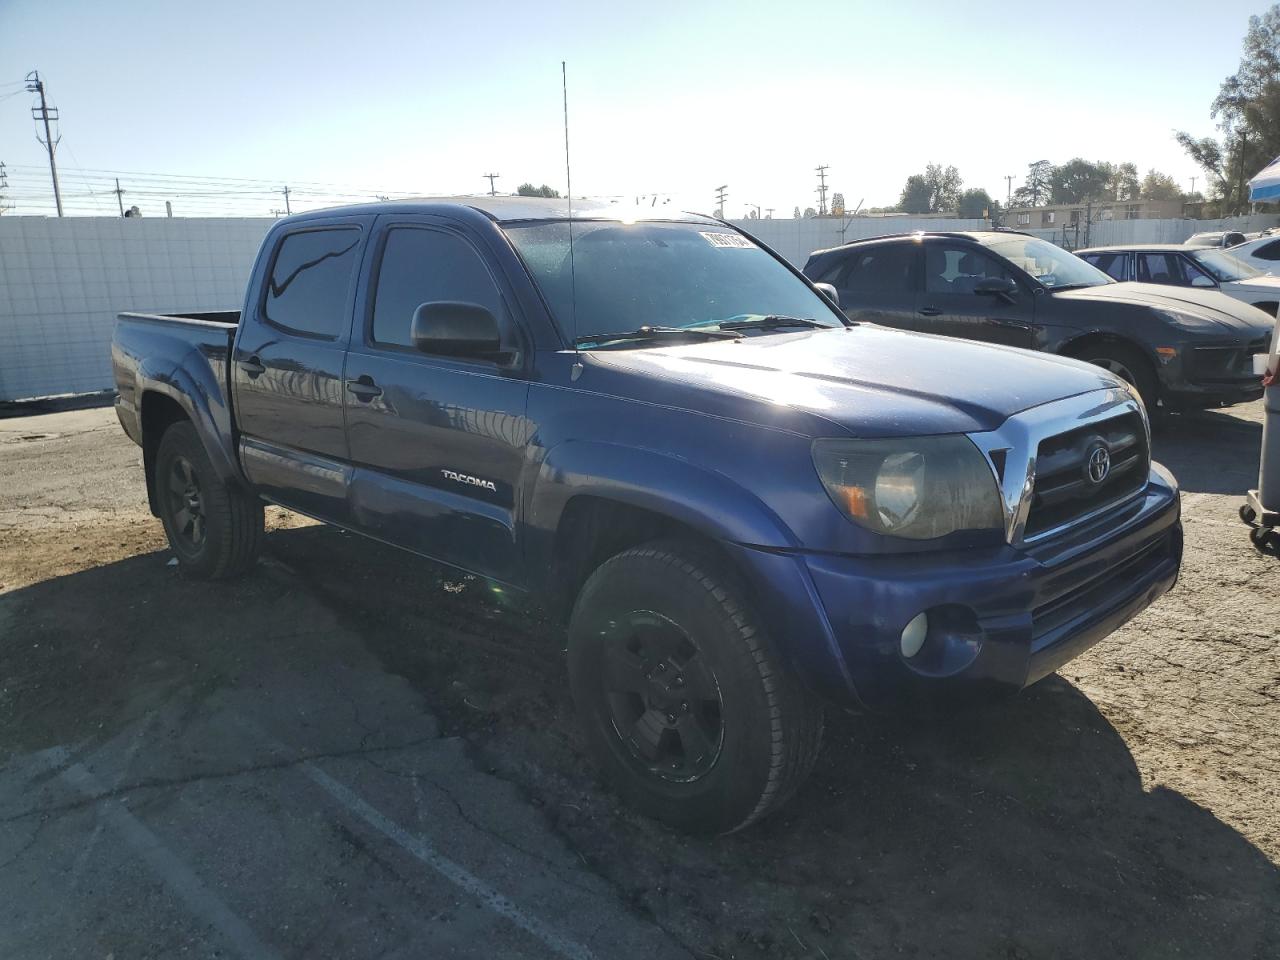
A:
1176;255;1216;287
371;228;502;348
924;244;1016;295
839;244;916;294
263;228;361;338
503;221;844;343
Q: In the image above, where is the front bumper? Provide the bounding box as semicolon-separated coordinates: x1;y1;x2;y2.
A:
1160;335;1270;407
737;466;1181;712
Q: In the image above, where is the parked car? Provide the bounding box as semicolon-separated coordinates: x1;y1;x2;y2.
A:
1076;243;1280;316
1220;233;1280;275
1186;230;1248;248
113;201;1182;834
804;231;1273;412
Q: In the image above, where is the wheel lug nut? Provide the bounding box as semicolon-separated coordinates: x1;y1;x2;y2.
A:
657;663;666;672
680;701;690;712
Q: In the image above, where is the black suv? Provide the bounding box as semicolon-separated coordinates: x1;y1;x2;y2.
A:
802;231;1273;411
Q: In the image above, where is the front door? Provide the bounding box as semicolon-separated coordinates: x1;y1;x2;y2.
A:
343;219;531;585
232;219;368;521
916;241;1037;348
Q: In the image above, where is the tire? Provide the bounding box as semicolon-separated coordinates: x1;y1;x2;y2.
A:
567;540;823;834
1071;343;1160;415
155;421;264;579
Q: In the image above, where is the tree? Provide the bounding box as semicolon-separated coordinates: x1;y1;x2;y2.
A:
1141;169;1183;201
1177;6;1280;211
899;175;932;214
1010;160;1052;207
830;192;846;217
803;207;818;218
516;183;562;198
1048;158;1113;204
793;206;802;219
897;164;962;214
957;188;994;218
1107;162;1140;201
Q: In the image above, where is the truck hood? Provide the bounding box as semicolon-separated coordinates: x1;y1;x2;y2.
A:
1052;281;1274;334
585;325;1120;438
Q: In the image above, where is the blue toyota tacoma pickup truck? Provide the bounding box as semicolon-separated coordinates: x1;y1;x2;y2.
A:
112;198;1183;833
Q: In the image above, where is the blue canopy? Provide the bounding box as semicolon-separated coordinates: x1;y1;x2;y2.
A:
1249;156;1280;202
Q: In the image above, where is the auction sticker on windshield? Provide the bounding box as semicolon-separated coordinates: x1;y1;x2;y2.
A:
700;232;755;248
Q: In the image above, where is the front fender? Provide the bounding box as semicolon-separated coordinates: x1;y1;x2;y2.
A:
526;439;799;554
524;440;860;702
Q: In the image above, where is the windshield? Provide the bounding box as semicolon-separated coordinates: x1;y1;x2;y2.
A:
1190;249;1262;282
504;220;845;345
976;235;1112;289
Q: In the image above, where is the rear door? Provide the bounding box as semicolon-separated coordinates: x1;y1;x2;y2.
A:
232;217;370;522
823;242;921;329
916;240;1037;348
342;217;532;585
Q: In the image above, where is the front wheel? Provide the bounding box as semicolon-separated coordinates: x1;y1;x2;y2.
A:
567;541;823;834
155;421;264;579
1071;343;1160;415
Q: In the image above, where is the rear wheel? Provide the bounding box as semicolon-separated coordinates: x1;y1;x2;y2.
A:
567;540;823;834
155;421;263;579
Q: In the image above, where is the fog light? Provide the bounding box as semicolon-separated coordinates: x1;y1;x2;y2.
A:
900;612;928;659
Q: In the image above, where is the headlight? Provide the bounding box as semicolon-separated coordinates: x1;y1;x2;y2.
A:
812;436;1004;539
1155;308;1218;332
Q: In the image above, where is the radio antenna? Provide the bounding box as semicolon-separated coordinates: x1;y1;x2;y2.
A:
562;60;580;361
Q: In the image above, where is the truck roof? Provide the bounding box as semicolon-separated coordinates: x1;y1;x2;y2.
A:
808;230;1031;258
280;195;722;225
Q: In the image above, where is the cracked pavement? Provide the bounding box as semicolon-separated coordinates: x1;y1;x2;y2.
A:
1;401;1278;959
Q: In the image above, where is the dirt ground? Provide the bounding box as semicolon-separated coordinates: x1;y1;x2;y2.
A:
1;400;1277;960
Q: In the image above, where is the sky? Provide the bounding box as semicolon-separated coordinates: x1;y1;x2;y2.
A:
0;0;1271;218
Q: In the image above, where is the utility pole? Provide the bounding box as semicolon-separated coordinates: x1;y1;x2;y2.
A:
0;162;9;213
1005;174;1015;204
113;178;126;217
764;208;774;219
815;165;829;216
483;172;500;196
715;185;728;218
1190;176;1197;195
26;71;63;217
281;185;292;215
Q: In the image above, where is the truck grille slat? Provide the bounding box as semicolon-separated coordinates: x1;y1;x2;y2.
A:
1023;412;1150;538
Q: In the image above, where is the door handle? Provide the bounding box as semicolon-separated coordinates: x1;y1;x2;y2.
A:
240;356;266;378
346;375;383;401
918;306;942;317
985;318;1031;330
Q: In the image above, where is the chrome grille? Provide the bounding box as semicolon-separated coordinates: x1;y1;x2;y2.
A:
1023;412;1149;538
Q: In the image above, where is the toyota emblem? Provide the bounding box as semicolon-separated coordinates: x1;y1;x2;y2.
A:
1086;444;1111;484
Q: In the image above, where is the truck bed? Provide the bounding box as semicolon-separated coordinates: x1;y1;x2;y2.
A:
111;311;243;485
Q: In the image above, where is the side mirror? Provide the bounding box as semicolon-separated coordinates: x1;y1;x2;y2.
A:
974;276;1018;300
411;301;506;360
813;282;840;307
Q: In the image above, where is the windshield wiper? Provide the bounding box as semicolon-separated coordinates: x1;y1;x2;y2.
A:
573;325;743;348
716;315;832;331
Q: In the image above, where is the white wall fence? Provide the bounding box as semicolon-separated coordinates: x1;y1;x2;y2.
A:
0;217;272;402
5;212;1280;402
